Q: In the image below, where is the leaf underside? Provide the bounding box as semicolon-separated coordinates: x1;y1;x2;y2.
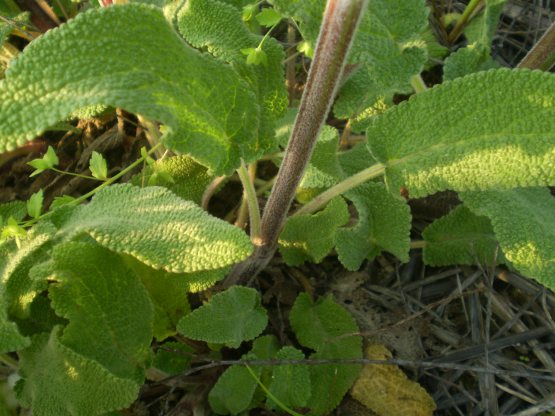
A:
462;188;555;290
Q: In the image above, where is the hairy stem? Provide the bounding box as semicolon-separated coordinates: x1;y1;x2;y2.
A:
224;0;368;286
517;20;555;71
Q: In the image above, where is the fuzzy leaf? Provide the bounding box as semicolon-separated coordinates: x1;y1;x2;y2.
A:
208;353;261;415
124;258;190;341
444;0;505;80
290;293;362;415
0;4;259;175
0;241;29;351
17;329;140;416
423;205;501;266
274;0;429;120
336;183;411;270
177;286;267;348
0;223;53;319
338;141;374;177
443;44;499;81
131;155;213;205
351;344;436;416
279;197;349;266
464;0;507;47
0;201;26;224
89;151;108;180
152;341;194;375
299;126;343;190
177;0;287;154
56;184;253;273
267;346;310;410
48;242;153;382
461;188;555;290
367;69;555;198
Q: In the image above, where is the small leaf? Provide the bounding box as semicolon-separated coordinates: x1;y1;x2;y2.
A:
26;190;43;219
290;293;362;415
208;352;261;415
242;4;258;21
241;47;268;65
279;197;349;266
50;195;77;210
296;40;313;58
89;151;108;180
422;204;502;266
336;183;411;270
43;145;59;167
27;146;58;177
255;8;281;27
267;346;310;410
1;217;27;241
177;286;267;348
351;344;436;416
152;341;194;376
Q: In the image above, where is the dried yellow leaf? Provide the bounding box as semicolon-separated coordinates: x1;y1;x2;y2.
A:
351;344;436;416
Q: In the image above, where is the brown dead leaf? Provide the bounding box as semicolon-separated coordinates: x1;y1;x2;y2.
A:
351;344;436;416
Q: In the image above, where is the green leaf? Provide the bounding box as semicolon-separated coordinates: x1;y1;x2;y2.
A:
177;0;287;154
290;293;362;415
299;126;343;190
255;8;281;27
267;346;310;410
241;47;268;65
26;146;58;177
443;43;499;81
335;183;411;270
0;201;26;223
279;197;349;266
242;4;258;21
17;329;140;416
26;190;43;219
274;0;429;120
177;286;267;348
0;222;53;319
208;353;261;415
461;188;555;290
422;204;502;266
0;217;26;241
0;240;29;351
132;155;212;204
50;195;76;210
56;184;253;273
89;151;108;180
208;336;276;415
124;258;190;341
48;242;153;382
0;4;260;175
367;69;555;198
464;0;507;47
152;341;194;375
